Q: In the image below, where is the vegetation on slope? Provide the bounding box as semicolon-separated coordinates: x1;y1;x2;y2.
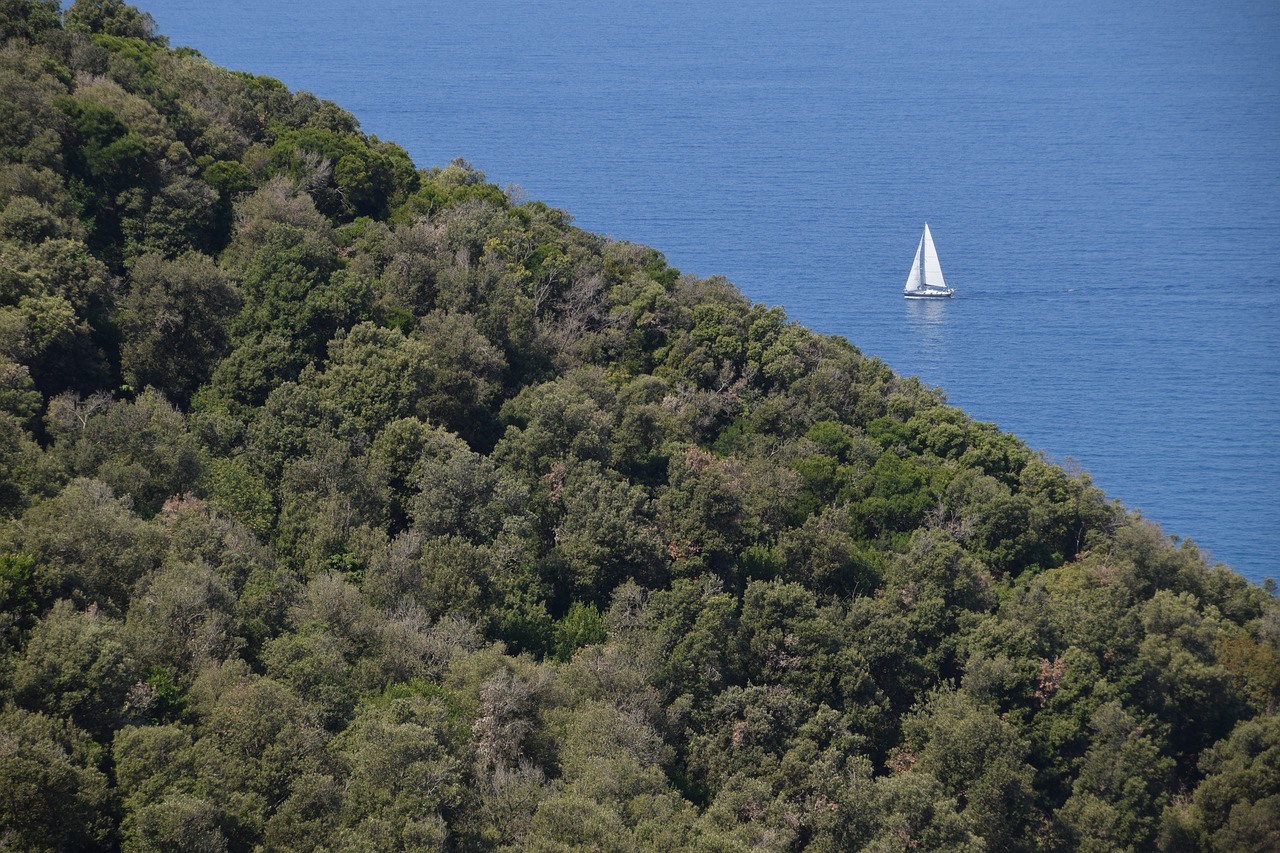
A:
0;2;1277;850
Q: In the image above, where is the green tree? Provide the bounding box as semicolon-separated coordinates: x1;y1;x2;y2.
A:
50;388;202;515
117;252;240;405
866;770;983;853
121;793;229;853
125;559;239;676
0;0;62;43
5;477;164;612
268;126;417;221
1059;701;1174;852
65;0;158;39
657;445;751;579
549;462;665;602
0;412;40;517
410;425;530;544
55;93;152;261
327;695;469;850
0;237;114;395
11;598;141;739
223;178;370;363
901;688;1037;850
112;722;196;809
0;706;113;851
0;43;68;170
188;667;331;845
1168;712;1280;852
313;316;504;440
552;601;607;662
734;580;882;719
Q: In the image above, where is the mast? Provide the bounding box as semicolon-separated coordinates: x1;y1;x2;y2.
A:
916;231;924;290
922;223;930;289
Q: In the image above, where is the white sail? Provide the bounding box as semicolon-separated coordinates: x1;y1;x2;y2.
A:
921;223;947;289
903;235;924;293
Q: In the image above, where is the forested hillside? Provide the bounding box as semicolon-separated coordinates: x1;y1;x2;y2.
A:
1;2;1277;850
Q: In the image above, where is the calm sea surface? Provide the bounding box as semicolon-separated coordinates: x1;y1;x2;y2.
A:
138;0;1280;585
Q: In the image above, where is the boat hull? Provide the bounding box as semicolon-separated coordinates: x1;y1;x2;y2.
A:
904;289;953;299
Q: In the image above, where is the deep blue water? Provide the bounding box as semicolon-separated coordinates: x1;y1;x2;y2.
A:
138;0;1280;585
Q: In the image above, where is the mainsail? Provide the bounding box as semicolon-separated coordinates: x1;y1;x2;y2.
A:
904;223;947;293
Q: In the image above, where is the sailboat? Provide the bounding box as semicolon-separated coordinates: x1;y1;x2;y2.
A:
903;223;953;299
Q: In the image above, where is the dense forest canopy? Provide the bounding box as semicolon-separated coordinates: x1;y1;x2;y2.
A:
0;1;1277;850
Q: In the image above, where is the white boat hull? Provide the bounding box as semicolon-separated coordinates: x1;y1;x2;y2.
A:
904;289;953;299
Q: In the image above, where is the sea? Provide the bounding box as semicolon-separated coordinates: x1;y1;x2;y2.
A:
136;0;1280;586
